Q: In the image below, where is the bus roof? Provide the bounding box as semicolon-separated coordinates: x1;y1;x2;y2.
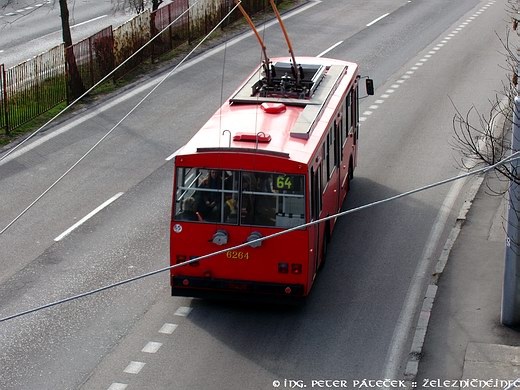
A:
177;57;359;165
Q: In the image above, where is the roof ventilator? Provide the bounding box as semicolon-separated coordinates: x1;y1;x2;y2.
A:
233;132;271;143
261;102;286;114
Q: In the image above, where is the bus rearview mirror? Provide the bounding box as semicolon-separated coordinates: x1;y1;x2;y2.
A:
366;79;374;96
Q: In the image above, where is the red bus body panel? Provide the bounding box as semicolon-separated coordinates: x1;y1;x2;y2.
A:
170;57;360;301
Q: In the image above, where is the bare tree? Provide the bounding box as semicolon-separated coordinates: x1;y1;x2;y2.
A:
453;0;520;326
59;0;86;102
113;0;163;14
450;18;520;245
451;21;518;188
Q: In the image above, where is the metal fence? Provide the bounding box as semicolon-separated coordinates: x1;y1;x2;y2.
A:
0;45;66;134
151;0;190;62
0;0;273;136
66;27;115;94
113;9;152;79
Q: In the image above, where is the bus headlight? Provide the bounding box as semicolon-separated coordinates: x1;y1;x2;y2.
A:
246;231;262;248
211;230;228;245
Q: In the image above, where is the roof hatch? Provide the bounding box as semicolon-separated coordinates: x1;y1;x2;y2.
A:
233;132;272;143
261;102;286;114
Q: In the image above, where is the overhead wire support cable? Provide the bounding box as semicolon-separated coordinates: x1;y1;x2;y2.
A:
0;1;199;163
1;152;519;323
0;2;243;236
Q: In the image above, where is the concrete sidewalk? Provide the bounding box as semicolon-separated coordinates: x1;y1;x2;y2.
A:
415;174;520;389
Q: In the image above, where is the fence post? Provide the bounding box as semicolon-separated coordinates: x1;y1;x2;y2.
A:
1;64;9;135
187;0;192;45
89;36;94;87
150;10;156;63
168;3;173;50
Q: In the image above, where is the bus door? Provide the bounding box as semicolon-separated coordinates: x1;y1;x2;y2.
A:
334;117;342;209
351;85;359;166
311;165;322;273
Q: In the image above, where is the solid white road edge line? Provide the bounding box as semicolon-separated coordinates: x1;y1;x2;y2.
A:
381;174;467;382
366;13;390;27
71;15;107;28
54;192;124;242
317;41;343;58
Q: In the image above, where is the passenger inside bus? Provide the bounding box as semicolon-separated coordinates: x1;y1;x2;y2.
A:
253;173;276;226
224;193;238;223
176;197;199;221
198;169;222;221
240;174;255;224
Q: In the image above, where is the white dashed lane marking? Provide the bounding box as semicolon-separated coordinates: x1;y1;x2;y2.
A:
107;384;127;390
358;0;496;124
142;341;162;354
174;306;193;317
159;323;178;334
124;361;146;374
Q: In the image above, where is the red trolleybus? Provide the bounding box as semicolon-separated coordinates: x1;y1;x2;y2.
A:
171;56;372;301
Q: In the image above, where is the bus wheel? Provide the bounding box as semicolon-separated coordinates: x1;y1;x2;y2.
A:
347;163;354;193
319;230;329;270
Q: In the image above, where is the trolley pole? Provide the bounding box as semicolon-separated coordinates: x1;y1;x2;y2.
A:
501;48;520;327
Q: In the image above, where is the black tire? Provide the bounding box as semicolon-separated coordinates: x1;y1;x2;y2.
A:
319;228;329;271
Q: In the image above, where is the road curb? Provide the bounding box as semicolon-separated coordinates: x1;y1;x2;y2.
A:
402;95;510;388
403;174;484;384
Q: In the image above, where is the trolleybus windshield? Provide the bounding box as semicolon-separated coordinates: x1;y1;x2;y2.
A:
174;168;305;228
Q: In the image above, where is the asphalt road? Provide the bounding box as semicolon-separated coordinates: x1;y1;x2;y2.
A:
0;0;507;389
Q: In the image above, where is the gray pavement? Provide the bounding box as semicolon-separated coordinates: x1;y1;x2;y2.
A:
414;172;520;389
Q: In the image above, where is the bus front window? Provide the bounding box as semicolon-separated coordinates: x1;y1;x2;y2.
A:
175;168;304;228
174;168;239;224
241;172;305;228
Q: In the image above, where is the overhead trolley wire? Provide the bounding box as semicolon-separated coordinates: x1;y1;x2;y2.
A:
0;2;243;236
1;152;518;323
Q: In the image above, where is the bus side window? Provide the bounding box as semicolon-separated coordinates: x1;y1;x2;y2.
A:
339;110;345;148
346;92;351;136
356;85;360;126
334;118;341;166
352;86;359;144
311;167;321;220
327;126;336;177
321;145;328;191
